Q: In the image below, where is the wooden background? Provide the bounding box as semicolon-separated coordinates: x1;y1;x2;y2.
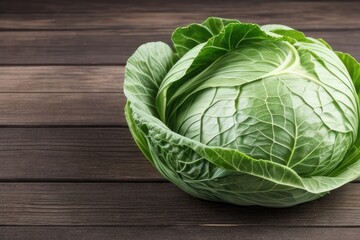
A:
0;0;359;239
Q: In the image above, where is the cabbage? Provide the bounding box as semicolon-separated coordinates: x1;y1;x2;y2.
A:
124;17;360;207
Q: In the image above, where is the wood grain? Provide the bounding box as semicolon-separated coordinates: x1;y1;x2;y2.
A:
0;0;359;30
0;30;359;65
0;66;123;92
0;127;358;182
0;226;359;240
0;0;359;236
0;93;123;126
0;128;161;181
0;66;125;125
0;182;359;226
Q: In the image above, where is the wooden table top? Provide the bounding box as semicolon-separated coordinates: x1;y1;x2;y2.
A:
0;0;359;239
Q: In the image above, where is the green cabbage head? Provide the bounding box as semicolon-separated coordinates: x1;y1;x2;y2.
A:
124;17;360;207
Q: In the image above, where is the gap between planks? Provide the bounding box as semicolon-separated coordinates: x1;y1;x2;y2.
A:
0;182;359;226
0;0;359;31
0;127;358;182
0;30;359;64
0;66;126;126
0;226;360;240
0;127;162;181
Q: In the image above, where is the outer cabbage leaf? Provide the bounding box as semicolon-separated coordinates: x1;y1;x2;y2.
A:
124;17;360;207
329;52;360;174
337;52;360;96
124;42;177;116
172;17;239;57
130;102;325;207
261;24;309;43
157;22;272;122
168;30;357;176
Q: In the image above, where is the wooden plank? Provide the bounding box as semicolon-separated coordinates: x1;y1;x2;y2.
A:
0;127;358;182
0;226;359;240
0;93;123;125
0;0;359;30
0;30;167;65
0;128;161;181
0;66;123;92
0;30;358;65
0;182;359;226
0;66;126;125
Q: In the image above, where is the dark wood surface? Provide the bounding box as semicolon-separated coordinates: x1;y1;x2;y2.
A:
0;0;359;239
2;227;360;240
0;30;359;65
0;183;360;226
